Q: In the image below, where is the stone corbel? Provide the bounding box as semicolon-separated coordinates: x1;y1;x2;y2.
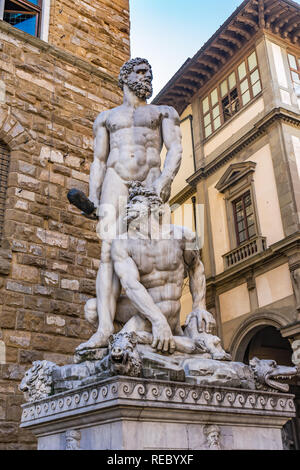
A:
246;271;259;311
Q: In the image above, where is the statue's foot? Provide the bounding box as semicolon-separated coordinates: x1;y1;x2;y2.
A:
76;331;110;351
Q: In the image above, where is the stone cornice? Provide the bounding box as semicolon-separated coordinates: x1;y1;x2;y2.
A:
207;232;300;291
169;185;196;207
215;161;257;193
280;321;300;339
153;0;300;115
0;20;117;85
187;107;300;186
20;376;296;429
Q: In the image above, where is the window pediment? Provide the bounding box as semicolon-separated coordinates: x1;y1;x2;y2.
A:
215;161;256;194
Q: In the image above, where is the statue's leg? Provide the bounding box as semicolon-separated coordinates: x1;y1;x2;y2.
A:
120;314;151;335
76;170;128;350
115;295;139;325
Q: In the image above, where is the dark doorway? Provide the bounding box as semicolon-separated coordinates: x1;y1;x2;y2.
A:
240;325;300;450
243;326;293;366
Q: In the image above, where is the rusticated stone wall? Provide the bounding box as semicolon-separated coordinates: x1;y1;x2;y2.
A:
0;0;129;449
48;0;130;74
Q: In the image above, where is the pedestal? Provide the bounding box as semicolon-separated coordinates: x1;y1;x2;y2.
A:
20;376;296;450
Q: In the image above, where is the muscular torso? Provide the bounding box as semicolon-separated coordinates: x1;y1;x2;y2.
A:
100;104;169;184
127;237;185;332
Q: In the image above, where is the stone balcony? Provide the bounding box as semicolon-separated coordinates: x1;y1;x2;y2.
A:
223;236;267;269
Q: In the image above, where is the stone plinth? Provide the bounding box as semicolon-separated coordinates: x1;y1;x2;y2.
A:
20;376;296;450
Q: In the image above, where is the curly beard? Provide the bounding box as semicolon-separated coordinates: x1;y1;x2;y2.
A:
127;77;153;100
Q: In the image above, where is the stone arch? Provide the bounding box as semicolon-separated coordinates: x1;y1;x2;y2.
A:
0;140;10;243
0;110;40;246
229;311;288;362
0;110;35;151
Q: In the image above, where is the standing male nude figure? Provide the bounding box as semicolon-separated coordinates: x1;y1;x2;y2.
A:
77;58;183;351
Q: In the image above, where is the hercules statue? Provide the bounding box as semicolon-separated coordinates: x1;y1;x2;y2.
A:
70;57;215;352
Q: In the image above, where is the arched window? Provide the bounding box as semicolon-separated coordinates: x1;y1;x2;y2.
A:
0;142;10;244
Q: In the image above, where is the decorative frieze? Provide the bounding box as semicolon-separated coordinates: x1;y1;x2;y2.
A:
21;376;296;427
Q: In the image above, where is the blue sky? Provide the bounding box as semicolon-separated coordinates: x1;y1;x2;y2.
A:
130;0;300;98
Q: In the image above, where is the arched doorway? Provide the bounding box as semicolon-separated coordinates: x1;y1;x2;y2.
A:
236;325;300;450
243;326;293;365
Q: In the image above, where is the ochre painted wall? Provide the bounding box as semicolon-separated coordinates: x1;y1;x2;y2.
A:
256;263;294;308
219;283;250;323
247;143;284;247
207;183;230;275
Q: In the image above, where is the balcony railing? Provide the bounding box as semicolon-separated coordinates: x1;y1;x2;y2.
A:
223;236;267;269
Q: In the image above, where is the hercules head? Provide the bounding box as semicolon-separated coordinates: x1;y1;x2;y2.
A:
118;57;153;100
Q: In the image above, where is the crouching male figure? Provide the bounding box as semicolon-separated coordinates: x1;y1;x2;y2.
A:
77;57;182;351
109;183;217;354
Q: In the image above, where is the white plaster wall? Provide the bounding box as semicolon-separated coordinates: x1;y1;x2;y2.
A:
204;98;264;157
219;283;250;323
40;0;51;42
266;40;296;107
207;185;230;275
270;42;288;88
291;135;300;179
248;143;284;246
256;263;294;308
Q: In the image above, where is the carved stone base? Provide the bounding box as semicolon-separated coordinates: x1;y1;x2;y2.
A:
20;376;295;450
73;347;107;364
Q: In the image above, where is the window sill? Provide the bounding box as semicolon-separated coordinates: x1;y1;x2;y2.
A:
202;91;263;145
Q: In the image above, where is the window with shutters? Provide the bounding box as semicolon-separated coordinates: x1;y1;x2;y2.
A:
0;143;10;244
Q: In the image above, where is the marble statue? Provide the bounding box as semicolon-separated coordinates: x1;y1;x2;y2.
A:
20;58;299;406
19;349;298;401
19;360;57;402
109;182;216;355
291;340;300;366
204;425;222;450
65;430;81;451
20;186;299;400
72;57;183;352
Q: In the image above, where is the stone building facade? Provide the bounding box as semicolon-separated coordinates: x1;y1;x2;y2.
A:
0;0;130;449
154;0;300;449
